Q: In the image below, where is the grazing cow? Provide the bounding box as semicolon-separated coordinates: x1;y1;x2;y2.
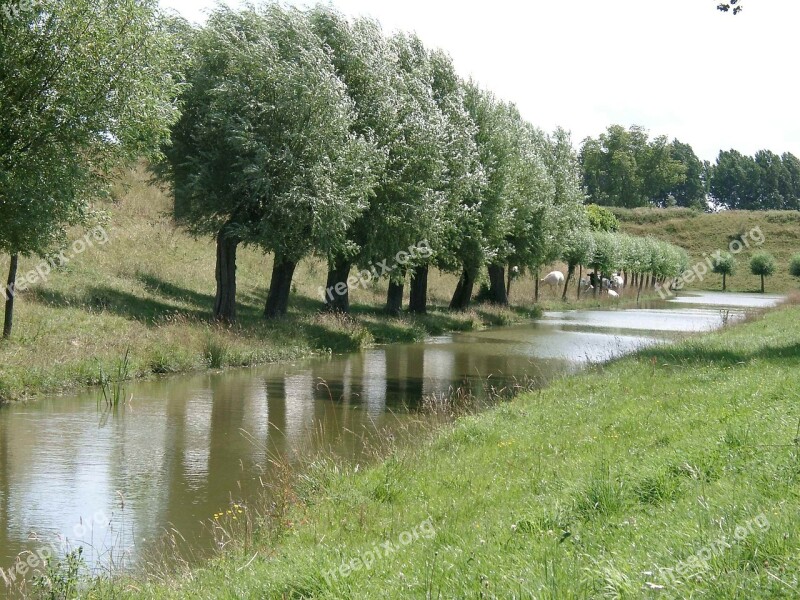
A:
611;273;624;289
540;271;565;288
601;277;612;291
579;277;593;292
608;290;620;299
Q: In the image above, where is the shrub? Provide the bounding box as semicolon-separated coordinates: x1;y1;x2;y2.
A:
586;204;620;232
790;254;800;281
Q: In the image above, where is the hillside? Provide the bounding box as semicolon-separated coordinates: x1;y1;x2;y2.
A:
0;168;540;403
614;207;800;293
2;169;799;403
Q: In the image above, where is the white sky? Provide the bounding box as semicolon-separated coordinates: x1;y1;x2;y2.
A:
159;0;800;163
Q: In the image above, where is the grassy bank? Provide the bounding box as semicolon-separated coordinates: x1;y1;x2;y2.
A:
3;168;798;403
614;207;800;293
67;299;800;599
0;168;549;404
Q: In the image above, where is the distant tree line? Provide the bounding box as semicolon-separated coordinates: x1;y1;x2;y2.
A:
580;125;800;211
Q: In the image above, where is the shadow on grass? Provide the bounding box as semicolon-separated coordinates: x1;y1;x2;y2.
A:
34;287;208;324
641;341;800;368
136;273;215;310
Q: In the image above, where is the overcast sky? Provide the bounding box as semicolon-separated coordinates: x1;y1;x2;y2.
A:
158;0;799;163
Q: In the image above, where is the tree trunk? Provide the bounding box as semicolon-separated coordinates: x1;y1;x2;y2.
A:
213;228;240;324
264;257;297;319
3;254;19;340
409;265;429;314
386;279;405;316
450;268;476;311
761;274;765;293
534;269;540;303
324;258;352;313
487;264;508;305
506;267;513;299
562;264;575;301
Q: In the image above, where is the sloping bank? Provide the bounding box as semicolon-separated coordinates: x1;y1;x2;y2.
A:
86;301;800;599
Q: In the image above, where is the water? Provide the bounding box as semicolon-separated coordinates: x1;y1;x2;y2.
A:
0;292;783;584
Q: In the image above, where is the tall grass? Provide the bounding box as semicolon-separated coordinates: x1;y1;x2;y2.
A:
98;347;131;408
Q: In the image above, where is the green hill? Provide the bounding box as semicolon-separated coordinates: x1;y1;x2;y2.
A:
613;207;800;293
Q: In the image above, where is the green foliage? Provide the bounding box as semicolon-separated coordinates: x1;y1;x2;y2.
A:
750;251;777;292
0;0;181;336
586;204;619;232
163;5;376;263
588;231;620;273
561;228;596;269
713;252;737;291
750;252;777;277
580;125;686;208
710;149;800;210
713;253;737;276
790;254;800;280
31;547;85;600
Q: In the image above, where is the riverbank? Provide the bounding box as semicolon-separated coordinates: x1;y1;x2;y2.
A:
0;166;632;405
63;297;800;599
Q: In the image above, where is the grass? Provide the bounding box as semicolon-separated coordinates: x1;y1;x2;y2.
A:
614;207;800;294
0;167;549;404
2;168;798;404
60;296;800;599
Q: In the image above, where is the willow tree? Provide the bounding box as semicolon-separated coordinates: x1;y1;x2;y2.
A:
0;0;180;338
163;5;375;321
411;49;484;314
371;32;448;316
524;127;589;300
449;85;519;310
307;8;397;313
561;228;595;300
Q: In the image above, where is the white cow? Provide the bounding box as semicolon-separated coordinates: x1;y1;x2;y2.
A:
611;273;624;289
579;277;593;292
540;271;565;288
608;289;620;299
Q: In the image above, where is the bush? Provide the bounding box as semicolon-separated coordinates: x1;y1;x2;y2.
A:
750;252;777;293
586;204;619;232
790;254;800;280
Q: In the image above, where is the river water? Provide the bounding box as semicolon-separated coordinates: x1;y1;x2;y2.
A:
0;291;783;583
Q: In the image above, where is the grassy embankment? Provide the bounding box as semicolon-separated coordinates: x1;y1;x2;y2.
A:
2;170;799;403
0;167;546;403
75;297;800;598
614;206;800;294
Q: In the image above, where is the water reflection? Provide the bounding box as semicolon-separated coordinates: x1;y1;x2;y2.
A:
0;292;783;581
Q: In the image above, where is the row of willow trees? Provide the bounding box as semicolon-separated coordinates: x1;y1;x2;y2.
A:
162;5;697;320
0;1;693;339
560;230;689;299
160;3;591;321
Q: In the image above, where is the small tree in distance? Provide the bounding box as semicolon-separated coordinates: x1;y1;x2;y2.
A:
750;252;776;293
712;253;736;291
789;254;800;283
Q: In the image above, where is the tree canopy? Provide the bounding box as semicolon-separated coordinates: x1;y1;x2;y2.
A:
0;0;181;337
